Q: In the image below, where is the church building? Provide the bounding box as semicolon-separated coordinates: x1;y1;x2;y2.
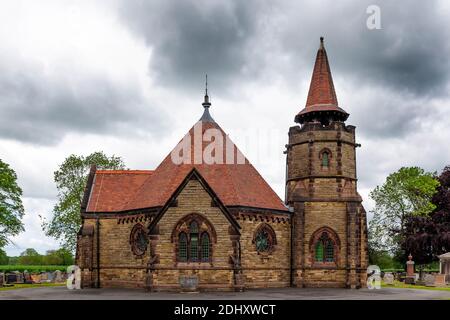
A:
76;38;368;291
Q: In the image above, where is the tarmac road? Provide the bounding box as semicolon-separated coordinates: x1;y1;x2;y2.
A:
1;286;450;300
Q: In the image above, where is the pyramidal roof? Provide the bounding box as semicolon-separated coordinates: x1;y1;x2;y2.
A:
295;37;349;124
122;100;287;212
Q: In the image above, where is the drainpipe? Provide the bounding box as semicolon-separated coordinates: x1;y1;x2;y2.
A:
96;217;100;288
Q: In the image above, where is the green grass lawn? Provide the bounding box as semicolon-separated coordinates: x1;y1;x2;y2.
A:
0;283;66;291
382;280;450;292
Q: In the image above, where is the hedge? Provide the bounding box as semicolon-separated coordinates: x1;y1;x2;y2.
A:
0;265;69;273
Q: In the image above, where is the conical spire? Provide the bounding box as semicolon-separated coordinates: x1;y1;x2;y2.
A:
295;37;348;124
199;74;215;122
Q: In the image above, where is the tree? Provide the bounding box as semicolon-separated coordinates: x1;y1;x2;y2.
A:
0;248;9;265
18;248;42;265
0;159;25;247
403;166;450;266
368;167;439;260
43;248;74;265
42;152;125;252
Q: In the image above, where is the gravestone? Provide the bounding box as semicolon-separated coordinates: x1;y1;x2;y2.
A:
424;274;435;287
405;254;415;284
179;275;198;291
13;271;23;284
47;272;55;282
435;274;446;287
23;272;33;284
40;272;50;283
54;270;64;283
30;274;41;284
6;273;17;284
383;272;394;285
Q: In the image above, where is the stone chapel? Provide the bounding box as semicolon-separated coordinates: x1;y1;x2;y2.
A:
76;38;368;291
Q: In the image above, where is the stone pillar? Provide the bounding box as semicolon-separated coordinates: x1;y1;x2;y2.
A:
405;254;415;284
146;225;160;292
229;226;244;291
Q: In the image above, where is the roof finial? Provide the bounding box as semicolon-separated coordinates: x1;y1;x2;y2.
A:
320;36;324;49
202;74;211;108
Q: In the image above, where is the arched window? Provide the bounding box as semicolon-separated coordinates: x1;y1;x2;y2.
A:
189;221;199;262
178;232;188;262
253;223;277;254
322;151;329;167
172;214;216;263
201;233;210;261
310;227;340;265
315;241;324;262
325;239;334;262
129;224;149;257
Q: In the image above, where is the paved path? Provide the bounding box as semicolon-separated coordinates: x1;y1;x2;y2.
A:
1;286;450;300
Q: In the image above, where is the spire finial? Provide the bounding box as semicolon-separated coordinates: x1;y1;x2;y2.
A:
320;36;324;49
202;74;211;108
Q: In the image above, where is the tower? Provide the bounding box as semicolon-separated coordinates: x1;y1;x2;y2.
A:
286;37;368;288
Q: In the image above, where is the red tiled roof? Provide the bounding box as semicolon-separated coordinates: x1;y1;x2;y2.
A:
122;120;288;212
85;116;287;213
295;37;348;123
86;170;153;212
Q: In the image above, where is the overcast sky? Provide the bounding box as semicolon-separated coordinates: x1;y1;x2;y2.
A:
1;0;450;256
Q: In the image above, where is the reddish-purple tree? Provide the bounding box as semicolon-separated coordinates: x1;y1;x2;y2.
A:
403;166;450;266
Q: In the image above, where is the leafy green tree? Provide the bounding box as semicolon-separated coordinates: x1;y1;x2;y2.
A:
18;248;42;265
0;248;9;265
368;167;439;260
43;152;125;252
0;159;25;247
43;248;74;265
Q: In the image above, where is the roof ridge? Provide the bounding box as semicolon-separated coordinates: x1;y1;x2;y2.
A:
96;170;154;174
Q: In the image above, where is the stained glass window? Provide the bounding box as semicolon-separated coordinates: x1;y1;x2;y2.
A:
130;224;149;257
175;217;214;263
322;151;329;167
315;241;324;262
325;239;334;262
315;232;335;263
255;230;270;252
189;221;199;261
179;232;188;261
201;233;210;261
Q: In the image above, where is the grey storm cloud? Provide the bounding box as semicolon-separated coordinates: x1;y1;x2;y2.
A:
118;0;269;94
118;0;450;97
0;57;166;145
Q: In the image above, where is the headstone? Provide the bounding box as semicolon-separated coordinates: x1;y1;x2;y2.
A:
6;273;17;284
405;254;415;284
54;270;64;283
30;274;41;284
47;272;55;282
435;274;446;287
179;275;198;291
424;274;435;287
40;272;50;283
383;272;394;285
13;271;24;284
23;272;33;284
